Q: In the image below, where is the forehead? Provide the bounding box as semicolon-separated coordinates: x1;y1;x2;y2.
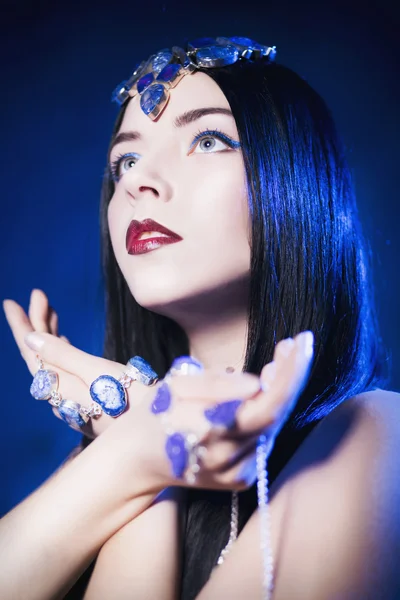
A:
120;71;230;132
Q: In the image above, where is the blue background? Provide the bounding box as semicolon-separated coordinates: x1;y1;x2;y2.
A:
1;0;398;516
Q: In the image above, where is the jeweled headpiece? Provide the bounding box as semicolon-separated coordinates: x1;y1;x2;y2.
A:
111;36;277;120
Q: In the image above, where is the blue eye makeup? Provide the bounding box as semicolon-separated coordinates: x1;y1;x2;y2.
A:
109;128;241;182
190;128;241;152
109;152;140;182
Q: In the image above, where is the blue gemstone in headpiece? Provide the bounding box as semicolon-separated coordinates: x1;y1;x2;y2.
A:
157;63;181;83
172;46;191;69
188;37;216;49
137;72;155;94
111;80;130;105
140;83;165;115
229;36;265;50
195;44;239;67
122;60;148;91
152;49;173;74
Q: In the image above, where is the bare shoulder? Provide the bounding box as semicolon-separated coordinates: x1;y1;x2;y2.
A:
305;386;400;443
282;387;400;481
197;389;400;600
324;386;400;431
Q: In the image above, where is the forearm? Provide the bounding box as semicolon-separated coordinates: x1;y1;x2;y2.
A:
0;432;157;600
84;487;185;600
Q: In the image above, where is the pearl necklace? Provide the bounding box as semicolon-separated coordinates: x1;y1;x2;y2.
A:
215;365;274;598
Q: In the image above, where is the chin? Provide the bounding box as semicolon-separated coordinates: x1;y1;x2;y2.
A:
127;280;184;312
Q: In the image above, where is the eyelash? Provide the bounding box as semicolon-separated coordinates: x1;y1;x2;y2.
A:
109;152;139;182
109;128;241;182
190;128;241;152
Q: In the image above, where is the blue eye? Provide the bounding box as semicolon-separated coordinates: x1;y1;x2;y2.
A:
109;152;140;182
190;129;241;154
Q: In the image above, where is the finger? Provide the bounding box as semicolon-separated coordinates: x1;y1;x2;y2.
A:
48;308;59;337
52;406;62;420
270;332;313;412
60;335;70;344
28;289;50;333
201;434;258;472
260;360;277;386
3;299;37;373
23;331;124;386
219;450;258;490
169;371;261;400
237;331;314;434
192;440;258;492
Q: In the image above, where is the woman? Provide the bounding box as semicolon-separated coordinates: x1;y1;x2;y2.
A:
2;36;399;599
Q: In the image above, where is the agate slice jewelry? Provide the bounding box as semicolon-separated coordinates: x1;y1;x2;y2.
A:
30;355;158;430
151;356;206;485
111;36;276;120
89;355;159;417
30;355;91;429
150;355;241;566
89;374;128;417
30;356;59;401
53;399;90;431
204;399;243;429
153;387;205;484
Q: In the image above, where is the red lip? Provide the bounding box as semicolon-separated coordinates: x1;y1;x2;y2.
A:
126;218;183;255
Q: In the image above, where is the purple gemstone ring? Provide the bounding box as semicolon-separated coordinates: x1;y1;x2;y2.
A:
204;399;243;429
165;430;203;484
167;355;204;377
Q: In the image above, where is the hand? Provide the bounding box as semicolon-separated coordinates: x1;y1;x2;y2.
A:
109;331;314;494
4;289;67;364
3;289;143;438
4;291;313;494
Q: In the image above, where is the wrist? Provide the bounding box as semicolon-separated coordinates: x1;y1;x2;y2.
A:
98;397;172;500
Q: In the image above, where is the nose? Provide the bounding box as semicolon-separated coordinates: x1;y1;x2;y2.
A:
122;161;173;206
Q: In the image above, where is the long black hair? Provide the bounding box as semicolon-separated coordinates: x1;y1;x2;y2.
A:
94;57;387;599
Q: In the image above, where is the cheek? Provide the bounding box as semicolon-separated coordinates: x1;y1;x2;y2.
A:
107;199;117;248
187;157;250;257
107;194;127;260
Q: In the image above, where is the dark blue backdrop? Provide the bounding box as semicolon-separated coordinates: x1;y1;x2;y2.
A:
1;0;398;516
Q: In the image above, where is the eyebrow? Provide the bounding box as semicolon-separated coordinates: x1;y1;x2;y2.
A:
174;107;232;127
109;107;233;153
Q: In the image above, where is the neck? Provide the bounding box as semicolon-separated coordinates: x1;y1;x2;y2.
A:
164;280;249;373
187;311;248;373
158;274;249;372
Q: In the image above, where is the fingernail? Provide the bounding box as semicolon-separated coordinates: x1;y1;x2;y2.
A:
25;332;45;351
296;331;314;358
276;337;295;357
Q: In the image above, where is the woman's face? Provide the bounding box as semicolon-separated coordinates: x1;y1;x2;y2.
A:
107;71;251;321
